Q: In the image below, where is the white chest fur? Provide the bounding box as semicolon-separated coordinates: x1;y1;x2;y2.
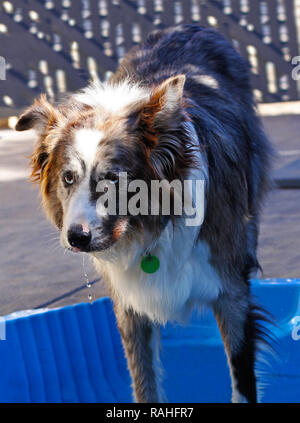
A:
93;221;222;324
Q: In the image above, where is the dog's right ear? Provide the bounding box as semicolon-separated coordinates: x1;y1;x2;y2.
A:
15;94;58;134
16;95;60;183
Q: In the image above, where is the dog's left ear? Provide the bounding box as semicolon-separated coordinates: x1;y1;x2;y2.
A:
136;75;186;147
152;74;185;114
145;74;185;123
15;94;58;134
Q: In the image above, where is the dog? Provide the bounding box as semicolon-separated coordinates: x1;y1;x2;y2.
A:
16;25;272;403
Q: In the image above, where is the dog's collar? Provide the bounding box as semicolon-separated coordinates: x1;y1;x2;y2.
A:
140;216;168;274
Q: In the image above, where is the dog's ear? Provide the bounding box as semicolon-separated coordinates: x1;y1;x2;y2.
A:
16;95;60;182
151;74;185;116
15;94;58;134
144;74;185;123
136;75;186;148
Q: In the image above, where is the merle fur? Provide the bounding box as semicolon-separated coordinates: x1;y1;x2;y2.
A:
110;25;273;403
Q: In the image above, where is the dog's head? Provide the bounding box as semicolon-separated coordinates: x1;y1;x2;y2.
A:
16;75;197;255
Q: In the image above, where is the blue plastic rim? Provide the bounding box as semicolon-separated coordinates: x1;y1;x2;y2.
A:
0;279;300;403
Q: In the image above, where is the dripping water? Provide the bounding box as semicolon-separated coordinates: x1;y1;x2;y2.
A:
82;255;93;301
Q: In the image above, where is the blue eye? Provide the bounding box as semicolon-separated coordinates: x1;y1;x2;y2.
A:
63;171;74;186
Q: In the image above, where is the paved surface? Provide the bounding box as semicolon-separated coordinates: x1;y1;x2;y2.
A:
273;159;300;188
257;115;300;281
0;114;299;315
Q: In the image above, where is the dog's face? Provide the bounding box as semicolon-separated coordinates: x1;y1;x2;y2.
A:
16;75;193;255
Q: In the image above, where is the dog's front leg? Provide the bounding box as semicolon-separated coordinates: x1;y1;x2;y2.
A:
114;302;163;403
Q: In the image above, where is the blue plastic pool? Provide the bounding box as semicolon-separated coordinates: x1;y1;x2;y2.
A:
0;279;299;403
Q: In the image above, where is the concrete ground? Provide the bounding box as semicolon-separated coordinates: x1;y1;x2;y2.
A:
0;112;299;315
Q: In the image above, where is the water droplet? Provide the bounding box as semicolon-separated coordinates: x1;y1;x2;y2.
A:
82;256;93;301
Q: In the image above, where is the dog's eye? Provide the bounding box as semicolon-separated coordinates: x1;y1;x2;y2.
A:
104;172;118;184
63;171;75;186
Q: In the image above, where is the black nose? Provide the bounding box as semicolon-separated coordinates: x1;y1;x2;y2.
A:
67;224;91;250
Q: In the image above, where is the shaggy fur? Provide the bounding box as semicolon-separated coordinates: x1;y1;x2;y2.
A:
16;25;272;403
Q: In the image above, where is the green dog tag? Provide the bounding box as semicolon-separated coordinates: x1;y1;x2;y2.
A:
141;255;160;274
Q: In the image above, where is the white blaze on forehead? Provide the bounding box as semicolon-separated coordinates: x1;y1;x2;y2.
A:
74;80;149;114
74;128;103;167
